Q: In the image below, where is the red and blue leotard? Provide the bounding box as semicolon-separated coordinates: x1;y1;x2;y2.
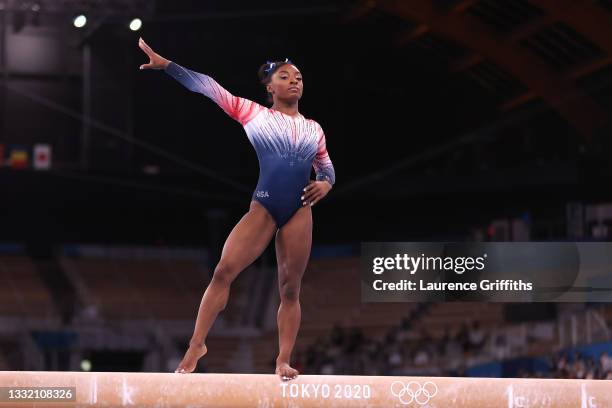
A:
165;61;336;228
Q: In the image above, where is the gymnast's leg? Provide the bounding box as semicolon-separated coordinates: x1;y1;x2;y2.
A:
274;204;312;380
175;200;277;373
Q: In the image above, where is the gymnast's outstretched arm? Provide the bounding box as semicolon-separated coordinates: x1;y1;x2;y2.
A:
138;37;262;125
164;62;263;125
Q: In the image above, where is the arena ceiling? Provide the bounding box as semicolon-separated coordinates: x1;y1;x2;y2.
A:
351;0;612;140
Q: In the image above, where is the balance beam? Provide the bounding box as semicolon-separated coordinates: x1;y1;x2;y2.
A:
0;371;610;407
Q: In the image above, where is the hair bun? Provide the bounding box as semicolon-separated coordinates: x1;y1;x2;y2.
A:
257;58;296;104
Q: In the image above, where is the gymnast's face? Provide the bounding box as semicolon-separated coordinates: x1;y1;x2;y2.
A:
267;64;303;103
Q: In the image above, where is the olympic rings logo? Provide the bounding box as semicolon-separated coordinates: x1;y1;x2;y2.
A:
390;381;438;405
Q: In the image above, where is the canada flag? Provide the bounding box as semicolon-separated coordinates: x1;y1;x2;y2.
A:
33;144;52;171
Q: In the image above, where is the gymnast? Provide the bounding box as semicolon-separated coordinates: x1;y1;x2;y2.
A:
138;37;335;380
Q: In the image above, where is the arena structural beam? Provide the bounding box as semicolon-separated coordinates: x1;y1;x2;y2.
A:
375;0;607;139
0;371;610;407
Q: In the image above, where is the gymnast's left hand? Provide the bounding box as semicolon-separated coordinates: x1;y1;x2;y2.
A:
302;180;332;207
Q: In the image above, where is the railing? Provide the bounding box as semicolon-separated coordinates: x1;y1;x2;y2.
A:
557;306;610;348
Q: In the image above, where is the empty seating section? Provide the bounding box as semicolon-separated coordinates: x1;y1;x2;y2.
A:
59;256;251;325
0;255;56;319
60;257;206;320
414;302;505;338
3;251;609;374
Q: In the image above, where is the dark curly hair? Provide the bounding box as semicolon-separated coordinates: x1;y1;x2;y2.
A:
257;60;294;104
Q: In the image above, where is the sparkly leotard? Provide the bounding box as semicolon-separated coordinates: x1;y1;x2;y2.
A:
165;61;335;228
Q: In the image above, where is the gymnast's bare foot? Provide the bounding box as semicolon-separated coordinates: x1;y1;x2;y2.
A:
175;343;207;373
276;360;299;381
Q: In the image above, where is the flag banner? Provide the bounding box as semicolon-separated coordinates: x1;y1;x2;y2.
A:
9;147;28;170
33;144;52;170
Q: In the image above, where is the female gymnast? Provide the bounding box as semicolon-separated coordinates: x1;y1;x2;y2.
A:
138;38;335;380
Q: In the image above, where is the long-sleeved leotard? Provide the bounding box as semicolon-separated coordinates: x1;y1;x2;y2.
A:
165;61;335;228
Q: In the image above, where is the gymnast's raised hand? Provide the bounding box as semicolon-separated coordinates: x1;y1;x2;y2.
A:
138;37;170;70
